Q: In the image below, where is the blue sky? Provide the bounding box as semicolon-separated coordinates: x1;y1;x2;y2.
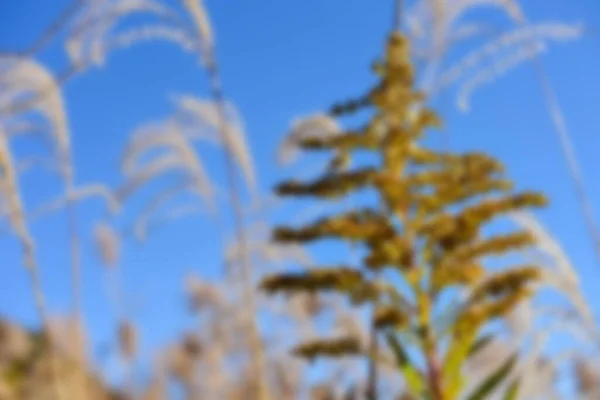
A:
1;0;600;390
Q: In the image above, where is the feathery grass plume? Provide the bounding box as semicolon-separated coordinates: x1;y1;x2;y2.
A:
0;131;66;399
279;114;342;165
185;273;223;313
433;22;584;102
173;95;255;190
120;1;273;396
66;0;177;67
510;212;598;338
407;1;600;264
0;56;71;179
261;30;548;400
30;184;118;221
0;132;35;268
65;0;213;68
404;1;582;95
129;183;202;241
93;221;123;309
119;94;255;239
118;119;215;236
190;0;271;394
0;53;92;399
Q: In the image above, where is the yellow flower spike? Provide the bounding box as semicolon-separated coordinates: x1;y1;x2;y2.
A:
293;337;362;361
374;305;409;329
262;29;546;399
438;231;536;270
432;263;485;292
471;266;540;303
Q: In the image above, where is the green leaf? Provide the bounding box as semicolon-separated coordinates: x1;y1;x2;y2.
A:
468;334;493;358
503;379;520;400
386;333;425;396
442;331;477;399
464;353;518;400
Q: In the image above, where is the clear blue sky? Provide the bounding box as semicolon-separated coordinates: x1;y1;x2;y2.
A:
1;0;600;387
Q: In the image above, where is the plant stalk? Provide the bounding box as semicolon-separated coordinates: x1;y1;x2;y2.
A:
366;319;379;400
26;264;66;400
205;56;270;400
65;196;90;400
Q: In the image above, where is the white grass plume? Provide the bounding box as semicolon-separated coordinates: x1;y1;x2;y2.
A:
278;113;341;165
119;118;222;242
130;180;208;242
30;183;119;221
0;56;72;182
94;222;120;267
0;129;67;399
107;24;198;54
66;0;175;67
407;0;523;59
0;130;35;268
435;22;584;98
173;95;255;190
511;212;597;336
119;121;213;202
182;0;213;64
66;0;214;68
119;93;256;240
406;0;583;99
456;41;547;111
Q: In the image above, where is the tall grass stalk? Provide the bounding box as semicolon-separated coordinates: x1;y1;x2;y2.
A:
528;58;600;264
0;133;66;400
64;186;90;400
204;56;270;400
185;1;269;397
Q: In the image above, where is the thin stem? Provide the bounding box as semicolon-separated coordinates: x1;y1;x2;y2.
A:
207;322;226;398
530;59;600;264
510;13;600;265
426;348;444;400
126;355;137;400
105;256;135;399
26;265;66;400
366;319;379;400
0;0;83;57
205;56;270;400
67;199;83;331
421;280;443;400
107;266;125;322
394;0;404;31
27;1;83;56
66;198;89;400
